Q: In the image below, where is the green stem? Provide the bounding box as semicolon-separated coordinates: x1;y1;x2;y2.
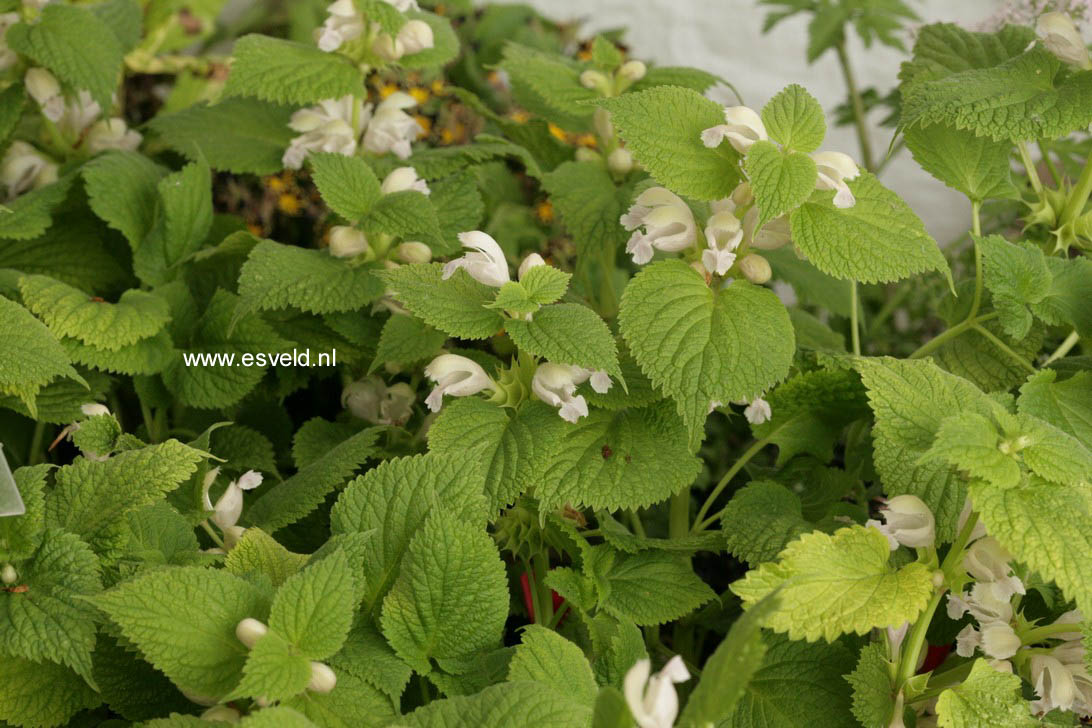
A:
1020;622;1080;645
849;280;861;355
971;325;1036;374
1016;141;1043;195
669;486;690;539
546;600;570;630
1045;330;1080;365
692;436;772;532
835;41;874;172
868;284;910;333
524;556;543;625
628;509;646;538
1060;145;1092;226
969;201;983;320
533;552;554;625
1038;140;1062;187
199;520;225;549
908;312;998;360
27;421;46;466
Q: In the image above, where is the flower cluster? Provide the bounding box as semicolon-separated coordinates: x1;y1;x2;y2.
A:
201;469;263;550
343;376;416;426
24;68;141;152
316;0;434;61
283;92;423;169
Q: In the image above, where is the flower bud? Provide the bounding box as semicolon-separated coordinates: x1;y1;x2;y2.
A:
235;618;268;649
868;494;936;550
574;147;600;163
329;226;369;258
398;19;434;55
746;210;792;250
394;241;432;264
593;107;614;141
980;622;1021;659
739;253;771;284
381;166;430;196
1037;12;1092;70
308;662;337;693
518;252;545;280
1;564;16;585
372;33;405;62
607;147;634;174
580;70;610;93
200;706;240;723
617;60;647;82
80;403;110;417
24;68;62;120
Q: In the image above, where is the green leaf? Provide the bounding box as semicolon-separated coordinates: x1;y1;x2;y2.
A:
398;11;460;70
231;630;312;702
903;124;1018;203
730;526;935;641
760;84;826;153
855;357;999;541
592;548;715;625
0;84;26;149
380;263;505;340
238;240;385;315
590;35;623;69
64;330;174;377
92;0;142;51
789;172;950;284
619;260;794;438
331;453;487;611
846;643;896;728
505;303;621;379
363;190;444;250
935;659;1036;728
0;465;47;562
0;296;82;418
1018;369;1092;448
0;656;100;728
933;317;1043;393
5;4;123;109
284;669;397;728
898;23;1034;88
134;161;214;285
19;276;170;351
0;175;75;241
924;411;1021;487
538;404;701;511
147;99;297;176
430;175;485;256
121;501;209;569
600;86;742;200
70;411;122;457
970;473;1092;616
223;34;364;105
371;314;447;372
979;236;1053;339
0;528;101;683
95;566;267;700
309;153;383;223
521;265;571;305
902;47;1092;142
244;426;379;532
399;681;591;728
82;150;165;248
499;43;598;130
225;527;309;587
507;626;598;708
0;214;127;294
380;508;508;672
428;399;564;513
631;65;721;93
542;160;626;254
269;549;356;660
721;481;811;567
745;141;818;230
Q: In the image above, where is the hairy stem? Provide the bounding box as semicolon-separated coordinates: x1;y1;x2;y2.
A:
835;41;874;172
1016;141;1043;195
971;324;1036;374
669;486;690;539
1045;330;1080;365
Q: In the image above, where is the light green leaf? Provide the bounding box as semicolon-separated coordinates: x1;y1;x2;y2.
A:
380;263;505;340
730;526;935;642
935;659;1036;728
0;175;75;241
399;681;591;728
600;86;742;200
789;172;950;284
223;34;364;105
505;303;621;380
924;411;1021;487
721;481;811;567
231;631;313;702
363;190;444;250
846;643;896;728
371;314;447;372
898;23;1034;88
310;153;383;223
269;549;356;660
619;260;794;438
761;84;826;153
82;150;165;248
0;656;100;728
226;527;309;587
903;124;1018;203
0;465;47;562
1018;369;1092;448
745;141;818;229
381;508;508;672
284;669;397;728
63;330;174;377
499;43;598;130
592;548;715;626
542;160;626;255
430;175;485;256
520;265;571;305
507;626;597;708
0;296;82;418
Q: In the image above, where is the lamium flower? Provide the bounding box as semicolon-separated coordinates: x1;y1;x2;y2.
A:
701;106;768;154
620;187;698;265
283;96;369;170
424;354;495;411
394;241;432;264
1037;12;1092;69
381;166;431;196
608;147;634;174
866;494;935;550
342;376;415;426
202;469;263;548
518;252;546;279
317;0;364;53
85;118;143;154
738;253;772;285
743;207;792;250
328;226;369;258
812;151;859;209
362;92;423;159
58;90;104;139
397;20;434;55
618;60;647;82
80;403;110;417
235;618;268;649
0;13;20;72
442;231;510;287
308;662;337;694
24;68;65;122
963;537;1025;601
0;141;58;199
623;656;690;728
701;208;743;276
1031;654;1077;715
743;397;772;425
532;363;593;423
979;621;1021;659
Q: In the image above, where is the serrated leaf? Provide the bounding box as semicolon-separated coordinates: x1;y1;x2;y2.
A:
746;141;818;229
761;84;826;153
925;411;1020;487
0;214;127;294
398;11;460;70
226;527;308;587
507;626;597;708
363;189;444;250
5;4;123;109
0;296;83;417
399;681;591;728
270;549;355;660
121;501;209;569
538;404;700;511
592;548;715;625
64;330;174;377
721;481;811;567
0;465;47;561
19;275;170;351
0;84;26;149
284;668;397;727
381;508;508;672
903;124;1018;203
979;235;1052;339
789;172;950;284
505;303;621;379
899;23;1034;88
601;86;741;200
223;34;364;105
1018;369;1092;448
310;153;382;222
730;526;935;642
935;659;1036;728
619;260;794;438
499;43;598;130
381;263;504;339
371;313;447;372
231;630;313;702
933;317;1044;393
0;175;75;241
331;623;412;704
542;160;626;255
82;150;165;247
0;656;100;728
96;566;267;700
70;411;122;457
631;65;722;93
134;161;214;285
846;643;896;728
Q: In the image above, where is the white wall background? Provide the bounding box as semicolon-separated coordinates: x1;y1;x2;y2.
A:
500;0;1002;242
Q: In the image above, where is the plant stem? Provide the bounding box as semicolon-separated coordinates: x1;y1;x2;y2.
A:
199;520;225;549
524;556;543;625
971;324;1036;374
1016;141;1043;195
669;486;690;539
1045;330;1080;365
849;280;861;355
27;421;45;466
532;552;554;625
692;436;772;532
835;41;874;172
628;509;646;538
908;312;998;360
1038;140;1062;187
1060;145;1092;226
1020;622;1080;644
547;600;570;630
968;201;983;319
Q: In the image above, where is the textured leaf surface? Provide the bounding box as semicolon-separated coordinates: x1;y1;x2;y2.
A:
846;643;896;728
310;153;382;223
594;549;715;625
239;240;385;315
231;630;312;702
745;141;818;229
133;161;214;285
904;124;1018;202
399;681;591;728
224;34;364;105
505;303;621;379
381;263;504;340
542;161;625;255
499;43;598;130
1019;369;1092;448
82;151;165;247
721;481;812;567
761;84;826;153
507;626;597;708
935;659;1035;728
371;314;447;372
0;176;75;241
0;296;81;416
269;550;356;660
0;656;100;728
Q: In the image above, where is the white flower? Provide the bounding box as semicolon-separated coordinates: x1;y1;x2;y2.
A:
580;69;610;92
424;354;494;412
620;187;697;265
623;656;690;728
381;166;430;195
955;624;981;658
202;469;263;546
518;252;546;279
329;226;369;258
394;241;432;264
618;60;647;82
372;31;405;62
812;151;859;209
701;106;767;154
963;537;1025;601
608;147;634;174
443;231;510;287
58;90;103;138
1031;655;1077;715
317;0;364;53
283;95;369;169
398;19;434;55
80;403;111;417
1049;610;1085;643
743;397;772;425
1037;12;1092;69
308;663;337;694
0;141;57;199
533;363;591;423
85;118;142;154
25;68;64;122
744;207;792;250
738;253;772;285
701;209;742;276
866;494;935;550
362;92;422;159
0;13;20;72
574;366;613;394
235;618;268;649
342;377;415;426
980;621;1021;659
